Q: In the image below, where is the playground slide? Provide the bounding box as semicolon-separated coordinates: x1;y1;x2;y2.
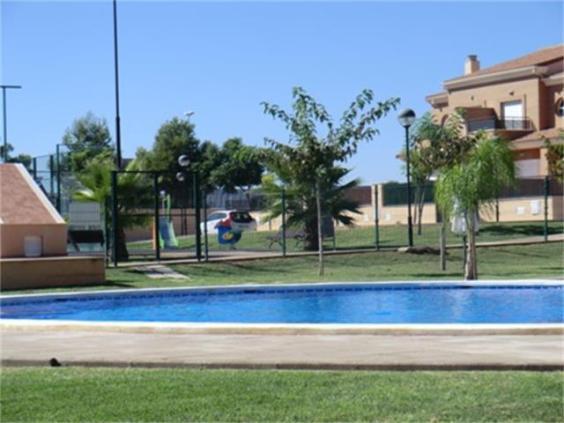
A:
158;217;179;249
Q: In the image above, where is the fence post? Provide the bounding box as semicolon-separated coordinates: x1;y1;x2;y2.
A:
316;181;324;276
49;155;55;200
104;195;110;266
154;173;161;261
111;170;118;267
32;157;37;180
193;172;202;261
281;189;287;257
203;189;209;261
544;176;549;242
56;144;61;212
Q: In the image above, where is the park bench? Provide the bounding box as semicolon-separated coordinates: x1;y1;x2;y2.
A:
266;229;305;249
68;229;105;252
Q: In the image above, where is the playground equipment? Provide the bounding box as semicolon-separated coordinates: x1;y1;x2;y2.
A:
215;216;242;246
155;192;179;249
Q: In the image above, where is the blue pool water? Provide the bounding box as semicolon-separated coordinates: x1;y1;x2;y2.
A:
1;284;562;324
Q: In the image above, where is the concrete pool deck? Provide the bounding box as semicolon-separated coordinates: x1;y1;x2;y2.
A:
1;328;563;370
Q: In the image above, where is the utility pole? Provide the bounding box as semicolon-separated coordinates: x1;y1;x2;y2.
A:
113;0;122;169
1;85;22;162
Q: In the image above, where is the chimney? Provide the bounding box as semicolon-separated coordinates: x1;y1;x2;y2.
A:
464;55;480;75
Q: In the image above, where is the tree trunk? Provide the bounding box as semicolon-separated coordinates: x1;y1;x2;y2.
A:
416;184;427;236
417;201;424;235
439;221;446;271
117;226;129;261
303;196;319;251
464;215;477;280
303;216;319;251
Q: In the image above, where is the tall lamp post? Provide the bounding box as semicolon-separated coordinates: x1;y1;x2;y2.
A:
398;108;416;247
112;0;122;169
1;85;22;163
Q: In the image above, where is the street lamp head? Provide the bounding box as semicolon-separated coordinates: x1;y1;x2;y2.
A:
178;155;190;168
398;108;416;128
176;172;185;182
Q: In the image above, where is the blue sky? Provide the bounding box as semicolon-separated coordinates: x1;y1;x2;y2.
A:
2;0;562;183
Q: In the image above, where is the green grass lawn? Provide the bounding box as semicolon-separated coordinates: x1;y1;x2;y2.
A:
2;368;562;422
127;220;564;255
5;242;562;295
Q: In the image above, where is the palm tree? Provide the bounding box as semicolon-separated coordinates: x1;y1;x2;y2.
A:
407;112;475;235
73;155;152;260
435;135;515;280
261;166;362;251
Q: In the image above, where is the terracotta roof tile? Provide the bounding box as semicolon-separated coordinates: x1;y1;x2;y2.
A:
0;164;62;224
460;45;563;78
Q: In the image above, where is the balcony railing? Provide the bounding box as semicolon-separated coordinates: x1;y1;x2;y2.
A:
467;117;532;132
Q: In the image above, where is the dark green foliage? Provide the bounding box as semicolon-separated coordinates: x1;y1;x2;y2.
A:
62;113;114;172
1;142;32;170
210;137;264;195
137;119;263;200
544;135;563;182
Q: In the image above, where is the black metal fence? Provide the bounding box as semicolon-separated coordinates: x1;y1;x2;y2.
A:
23;150;564;265
110;170;201;264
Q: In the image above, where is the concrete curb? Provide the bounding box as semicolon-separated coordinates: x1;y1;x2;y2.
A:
2;359;563;372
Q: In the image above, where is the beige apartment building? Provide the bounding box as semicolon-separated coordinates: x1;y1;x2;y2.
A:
426;44;563;178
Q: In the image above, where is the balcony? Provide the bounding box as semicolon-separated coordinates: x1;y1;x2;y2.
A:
467;117;533;136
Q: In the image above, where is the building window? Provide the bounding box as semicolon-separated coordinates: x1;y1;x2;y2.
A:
556;98;564;117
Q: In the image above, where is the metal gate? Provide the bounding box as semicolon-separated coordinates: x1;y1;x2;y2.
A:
110;170;202;265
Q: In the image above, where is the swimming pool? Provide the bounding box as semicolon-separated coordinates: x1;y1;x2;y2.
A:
1;282;562;324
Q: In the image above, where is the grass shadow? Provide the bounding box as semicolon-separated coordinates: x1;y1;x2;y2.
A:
479;223;562;237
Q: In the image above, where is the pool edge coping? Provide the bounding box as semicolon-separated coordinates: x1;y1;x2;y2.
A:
2;279;562;301
2;319;563;336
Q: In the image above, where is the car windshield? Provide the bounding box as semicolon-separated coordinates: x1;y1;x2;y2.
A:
207;212;226;221
230;212;253;223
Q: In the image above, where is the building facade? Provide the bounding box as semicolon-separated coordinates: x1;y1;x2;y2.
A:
426;45;563;178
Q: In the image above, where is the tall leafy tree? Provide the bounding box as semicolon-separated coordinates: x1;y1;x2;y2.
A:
137;117;202;205
261;86;399;251
435;135;515;280
210;137;264;206
62;113;114;172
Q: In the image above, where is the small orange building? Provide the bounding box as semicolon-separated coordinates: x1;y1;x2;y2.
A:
0;163;105;289
426;45;563;177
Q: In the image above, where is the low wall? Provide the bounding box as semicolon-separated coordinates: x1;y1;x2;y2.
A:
0;256;105;290
0;224;68;258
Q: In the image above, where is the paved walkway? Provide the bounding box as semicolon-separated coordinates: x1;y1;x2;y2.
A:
2;329;562;370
